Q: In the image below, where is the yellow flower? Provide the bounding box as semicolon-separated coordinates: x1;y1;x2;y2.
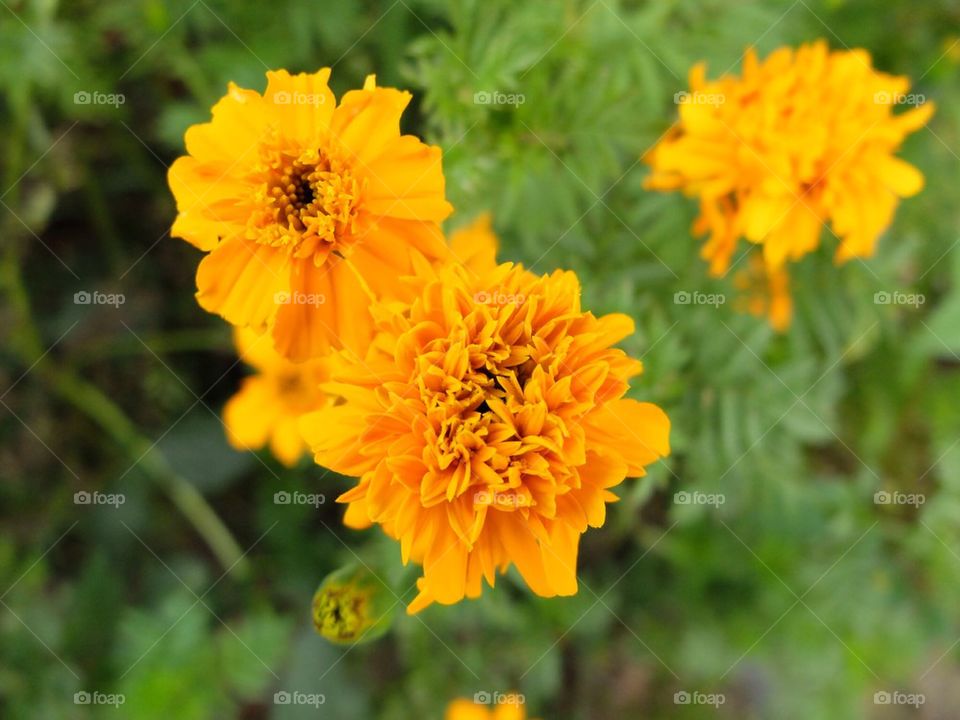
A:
223;327;329;466
445;695;533;720
645;41;934;273
733;253;793;332
170;69;453;361
299;261;670;613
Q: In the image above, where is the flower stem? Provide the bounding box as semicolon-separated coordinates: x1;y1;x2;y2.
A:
1;240;247;577
48;366;249;577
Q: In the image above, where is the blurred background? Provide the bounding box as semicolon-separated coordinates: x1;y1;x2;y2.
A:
1;0;959;718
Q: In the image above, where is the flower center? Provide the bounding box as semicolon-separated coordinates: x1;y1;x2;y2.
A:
414;329;551;510
274;370;314;408
250;146;362;260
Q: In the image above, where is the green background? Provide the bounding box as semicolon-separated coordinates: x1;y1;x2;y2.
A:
1;0;959;718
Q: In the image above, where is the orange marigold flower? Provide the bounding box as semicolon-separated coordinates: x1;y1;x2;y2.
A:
445;694;534;720
223;327;329;466
645;40;934;273
733;253;793;332
299;262;670;613
169;69;453;361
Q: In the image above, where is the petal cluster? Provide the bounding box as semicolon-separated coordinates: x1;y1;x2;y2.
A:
645;41;933;328
300;261;670;612
169;69;453;360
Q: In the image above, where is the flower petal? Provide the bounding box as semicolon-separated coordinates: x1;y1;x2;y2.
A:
195;238;291;329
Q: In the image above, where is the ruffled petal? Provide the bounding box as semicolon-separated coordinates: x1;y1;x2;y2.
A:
195;238;291;329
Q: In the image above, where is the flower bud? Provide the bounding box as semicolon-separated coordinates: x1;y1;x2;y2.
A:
311;565;394;644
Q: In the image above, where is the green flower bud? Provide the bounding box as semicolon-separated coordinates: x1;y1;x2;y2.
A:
312;564;394;644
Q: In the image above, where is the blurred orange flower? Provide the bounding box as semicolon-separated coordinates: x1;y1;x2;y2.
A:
223;327;329;466
445;694;534;720
170;69;453;361
647;40;933;270
733;254;793;332
645;40;933;329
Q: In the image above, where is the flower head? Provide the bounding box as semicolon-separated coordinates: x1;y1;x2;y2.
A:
300;261;670;613
223;327;329;466
445;694;533;720
645;41;933;273
170;69;453;360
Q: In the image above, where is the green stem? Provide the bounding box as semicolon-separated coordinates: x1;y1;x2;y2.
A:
47;366;249;578
1;241;247;578
73;328;230;366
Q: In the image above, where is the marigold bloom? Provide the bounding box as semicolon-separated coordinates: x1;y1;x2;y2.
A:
733;254;792;332
223;327;329;466
445;695;533;720
645;41;934;272
170;69;453;361
299;262;670;613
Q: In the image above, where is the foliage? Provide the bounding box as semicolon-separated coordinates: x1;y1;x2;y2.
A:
1;0;959;718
